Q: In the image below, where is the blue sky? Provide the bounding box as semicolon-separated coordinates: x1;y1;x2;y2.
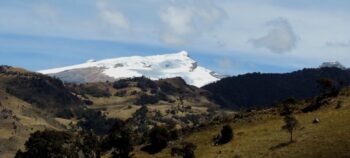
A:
1;0;350;75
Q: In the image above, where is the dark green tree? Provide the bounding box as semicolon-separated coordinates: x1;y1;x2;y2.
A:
77;131;101;158
149;126;170;149
101;121;133;158
142;126;170;154
15;130;78;158
280;98;297;116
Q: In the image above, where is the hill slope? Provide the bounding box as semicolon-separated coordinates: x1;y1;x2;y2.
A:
203;67;350;110
0;66;80;157
67;77;220;128
135;87;350;158
0;66;82;113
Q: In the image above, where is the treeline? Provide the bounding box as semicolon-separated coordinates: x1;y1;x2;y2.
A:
204;67;350;110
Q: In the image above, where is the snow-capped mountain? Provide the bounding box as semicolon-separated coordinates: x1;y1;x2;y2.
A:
319;61;347;70
39;51;220;87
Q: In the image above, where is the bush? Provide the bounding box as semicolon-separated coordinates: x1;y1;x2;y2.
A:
136;77;158;91
214;125;233;145
134;94;159;105
15;130;78;158
141;126;170;154
114;90;127;97
55;108;74;118
159;82;178;94
80;86;111;97
113;80;129;89
101;121;133;158
77;131;101;158
77;109;119;135
171;142;197;158
16;130;103;158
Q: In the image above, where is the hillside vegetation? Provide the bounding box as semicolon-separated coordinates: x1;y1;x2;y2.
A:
0;66;82;157
134;87;350;158
204;67;350;109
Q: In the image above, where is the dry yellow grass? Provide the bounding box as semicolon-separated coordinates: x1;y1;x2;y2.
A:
0;91;64;157
134;99;350;158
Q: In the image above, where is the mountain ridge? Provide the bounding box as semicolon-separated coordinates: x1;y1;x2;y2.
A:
203;67;350;109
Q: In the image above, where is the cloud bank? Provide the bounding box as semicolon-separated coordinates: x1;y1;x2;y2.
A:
97;0;130;30
249;18;298;53
159;1;226;45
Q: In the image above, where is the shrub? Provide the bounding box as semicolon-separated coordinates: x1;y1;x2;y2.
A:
134;94;159;105
114;90;127;97
15;130;102;158
15;130;78;158
136;77;158;91
171;142;197;158
80;86;111;97
149;126;170;149
214;125;233;145
77;131;101;158
113;80;129;89
55;108;74;118
101;121;133;158
77;109;119;135
141;126;170;154
159;82;178;94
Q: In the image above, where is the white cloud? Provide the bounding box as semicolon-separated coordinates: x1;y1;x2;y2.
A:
97;0;130;30
159;1;226;45
160;6;193;35
249;18;298;53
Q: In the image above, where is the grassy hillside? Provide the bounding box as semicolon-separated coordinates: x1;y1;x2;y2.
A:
134;88;350;158
0;66;82;116
68;77;218;121
0;66;78;157
0;89;66;157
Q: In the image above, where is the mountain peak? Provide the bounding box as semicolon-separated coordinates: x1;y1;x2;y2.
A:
85;59;96;63
176;50;189;57
39;51;219;87
319;61;346;70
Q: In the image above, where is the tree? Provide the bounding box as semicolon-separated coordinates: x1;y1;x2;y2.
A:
149;126;170;149
15;130;78;158
142;126;170;154
15;130;103;158
282;114;299;142
280;98;297;116
101;121;133;158
77;131;101;158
